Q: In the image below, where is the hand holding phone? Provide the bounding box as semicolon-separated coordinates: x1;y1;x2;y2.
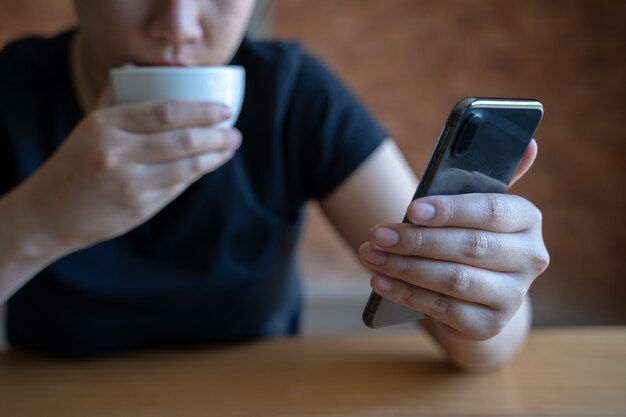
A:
362;97;544;328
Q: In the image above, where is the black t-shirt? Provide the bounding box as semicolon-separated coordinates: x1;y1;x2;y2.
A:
0;30;387;357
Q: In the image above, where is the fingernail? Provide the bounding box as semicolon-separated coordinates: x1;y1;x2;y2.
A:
410;202;436;221
373;227;399;247
363;245;387;266
375;276;394;292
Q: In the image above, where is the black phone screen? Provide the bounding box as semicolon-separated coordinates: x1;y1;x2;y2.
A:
419;106;543;198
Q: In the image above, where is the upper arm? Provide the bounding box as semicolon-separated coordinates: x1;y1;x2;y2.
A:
319;138;418;252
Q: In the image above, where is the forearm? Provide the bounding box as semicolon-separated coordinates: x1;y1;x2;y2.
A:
0;185;73;303
421;296;532;372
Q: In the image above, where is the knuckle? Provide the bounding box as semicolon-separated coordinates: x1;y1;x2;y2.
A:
90;110;108;127
531;204;544;225
188;155;205;175
128;204;151;223
400;284;415;305
397;255;411;277
482;312;508;339
92;152;110;171
494;279;527;316
200;102;219;122
152;102;177;126
92;148;119;171
116;178;140;201
531;247;551;274
408;229;425;253
178;129;196;152
446;266;472;295
463;231;489;258
430;295;450;315
439;197;456;224
110;178;150;220
519;196;544;226
484;195;506;226
509;282;527;310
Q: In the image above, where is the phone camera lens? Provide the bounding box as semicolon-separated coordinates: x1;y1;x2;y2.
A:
454;113;482;156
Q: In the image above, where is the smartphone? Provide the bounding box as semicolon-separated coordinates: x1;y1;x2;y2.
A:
362;97;544;328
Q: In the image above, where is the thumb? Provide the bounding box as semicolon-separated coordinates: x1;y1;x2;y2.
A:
510;138;538;186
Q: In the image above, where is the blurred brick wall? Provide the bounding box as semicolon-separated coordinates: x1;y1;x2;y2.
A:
274;0;626;325
0;0;75;45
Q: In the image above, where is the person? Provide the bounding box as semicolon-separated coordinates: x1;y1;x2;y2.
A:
0;0;548;370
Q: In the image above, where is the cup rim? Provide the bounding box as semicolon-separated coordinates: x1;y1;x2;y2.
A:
110;65;245;75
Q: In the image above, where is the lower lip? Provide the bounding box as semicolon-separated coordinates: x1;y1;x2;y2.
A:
136;62;189;67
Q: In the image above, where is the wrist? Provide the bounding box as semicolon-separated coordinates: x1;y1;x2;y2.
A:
0;184;74;274
421;297;532;372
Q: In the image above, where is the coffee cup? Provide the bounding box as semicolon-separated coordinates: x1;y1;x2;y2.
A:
109;65;245;127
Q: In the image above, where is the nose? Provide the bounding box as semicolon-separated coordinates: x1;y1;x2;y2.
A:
148;0;203;46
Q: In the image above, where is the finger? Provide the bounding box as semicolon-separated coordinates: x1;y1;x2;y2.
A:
133;127;241;163
108;100;232;133
359;242;524;309
367;223;530;272
144;149;237;187
510;138;538;186
406;193;541;233
370;274;512;340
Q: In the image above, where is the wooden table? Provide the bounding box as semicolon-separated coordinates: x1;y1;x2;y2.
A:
0;327;624;417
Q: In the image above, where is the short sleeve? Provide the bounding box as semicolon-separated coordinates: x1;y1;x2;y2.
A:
282;51;388;200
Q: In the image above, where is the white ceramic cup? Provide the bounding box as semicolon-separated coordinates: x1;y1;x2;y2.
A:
109;65;245;127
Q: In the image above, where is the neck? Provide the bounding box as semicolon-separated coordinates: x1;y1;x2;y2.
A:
70;32;107;114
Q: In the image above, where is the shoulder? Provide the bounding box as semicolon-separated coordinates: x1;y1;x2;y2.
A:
233;38;341;98
233;38;304;99
234;37;306;73
0;30;73;90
